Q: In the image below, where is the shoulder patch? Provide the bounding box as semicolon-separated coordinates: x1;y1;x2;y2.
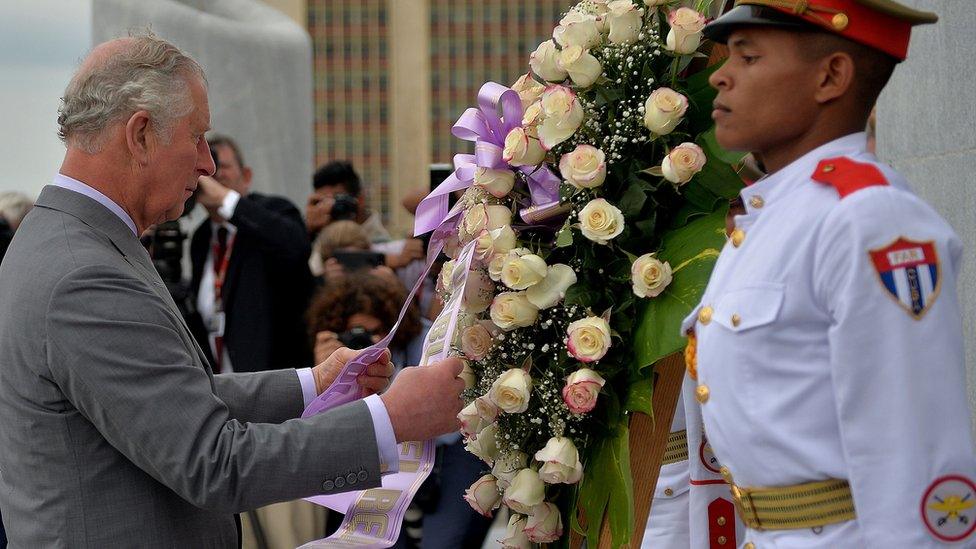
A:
811;157;889;198
921;475;976;542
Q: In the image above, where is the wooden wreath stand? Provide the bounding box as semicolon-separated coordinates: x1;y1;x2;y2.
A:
568;353;686;549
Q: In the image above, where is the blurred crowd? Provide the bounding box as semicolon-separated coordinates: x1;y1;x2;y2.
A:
138;135;487;549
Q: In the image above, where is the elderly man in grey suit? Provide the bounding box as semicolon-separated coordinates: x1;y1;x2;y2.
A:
0;35;464;548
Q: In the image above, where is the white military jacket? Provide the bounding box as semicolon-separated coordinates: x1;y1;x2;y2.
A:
684;133;976;548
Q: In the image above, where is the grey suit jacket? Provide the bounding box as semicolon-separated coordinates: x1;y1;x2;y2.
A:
0;186;381;548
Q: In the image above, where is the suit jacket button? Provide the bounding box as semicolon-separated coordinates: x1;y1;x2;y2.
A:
322;480;334;491
358;470;368;482
335;476;345;489
346;473;358;485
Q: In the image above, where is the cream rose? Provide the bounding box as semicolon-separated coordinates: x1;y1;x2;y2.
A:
525;502;564;543
534;436;584;484
526;264;577;309
489;368;533;413
459;359;477;389
488;252;508;282
631;253;672;298
578;198;625;244
490;291;539;331
474;225;517;263
521;100;545;127
501;514;531;549
553;10;602;49
666;7;706;54
461;321;496;360
492;451;529;490
559;144;607;189
566;316;612;362
643;87;688;135
474;167;516;198
529;39;568;82
463;269;494;314
538;85;585;150
558;45;602;89
459;396;499;438
503;126;546;167
465;423;500;465
439;259;456;293
606;0;644;45
662;142;706;184
462;204;513;241
502;468;546;514
463;474;502;517
501;253;548;291
511;73;545;110
562;368;607;413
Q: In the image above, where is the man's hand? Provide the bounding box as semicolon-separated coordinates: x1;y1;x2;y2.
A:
380;357;465;443
306;193;335;234
312;346;394;396
385;238;426;269
313;331;344;365
196;175;230;213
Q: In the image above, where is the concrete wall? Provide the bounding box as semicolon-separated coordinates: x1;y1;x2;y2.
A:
93;0;314;210
877;0;976;413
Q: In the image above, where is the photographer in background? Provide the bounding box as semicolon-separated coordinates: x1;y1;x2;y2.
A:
189;135;314;374
0;191;32;264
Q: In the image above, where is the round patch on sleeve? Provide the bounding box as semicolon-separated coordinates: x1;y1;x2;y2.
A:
699;436;721;474
921;475;976;542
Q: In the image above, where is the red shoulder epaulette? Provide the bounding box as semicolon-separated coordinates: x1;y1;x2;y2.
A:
811;157;889;198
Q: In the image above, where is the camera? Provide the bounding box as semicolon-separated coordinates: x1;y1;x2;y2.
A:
338;326;375;349
330;193;359;221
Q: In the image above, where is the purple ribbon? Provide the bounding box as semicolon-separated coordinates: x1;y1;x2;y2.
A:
414;82;561;236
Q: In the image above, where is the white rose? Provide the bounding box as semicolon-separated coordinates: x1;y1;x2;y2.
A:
503;468;546;514
525;502;564;543
465;423;500;465
503;126;546;167
501;253;548;291
488;252;508;282
562;368;607;414
529;40;568;82
511;73;545;110
439;259;456;293
489;368;533;413
538;85;585;150
463;474;502;517
492;451;529;490
490;291;539;331
474;225;517;263
662;142;706;184
461;320;496;360
553;11;602;49
462;203;514;241
534;436;584;484
666;7;706;54
463;269;495;314
643;87;689;135
526;264;577;309
559;144;607;189
631;253;673;298
459;360;477;389
578;198;625;244
521;100;545;127
606;0;644;45
459;396;500;438
557;45;602;89
474;167;516;198
501;514;531;549
566;316;612;362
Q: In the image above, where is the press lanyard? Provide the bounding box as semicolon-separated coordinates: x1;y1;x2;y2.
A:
212;232;235;311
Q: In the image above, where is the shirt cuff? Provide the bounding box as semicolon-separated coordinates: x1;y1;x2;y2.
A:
295;368;318;409
218;189;241;220
364;394;400;476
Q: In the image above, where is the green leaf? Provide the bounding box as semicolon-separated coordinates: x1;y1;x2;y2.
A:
619;182;647;217
556;219;574;248
695;131;747;200
684;61;722;131
634;206;728;367
623;367;653;414
575;424;633;548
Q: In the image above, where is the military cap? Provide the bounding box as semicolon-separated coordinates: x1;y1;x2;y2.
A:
704;0;938;60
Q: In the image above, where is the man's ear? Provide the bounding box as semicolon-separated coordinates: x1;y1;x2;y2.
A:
814;52;855;105
124;110;152;164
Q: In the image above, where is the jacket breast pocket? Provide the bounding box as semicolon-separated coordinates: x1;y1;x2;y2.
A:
712;283;785;333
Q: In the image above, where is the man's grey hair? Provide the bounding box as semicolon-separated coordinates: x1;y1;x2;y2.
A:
0;192;33;230
58;33;206;154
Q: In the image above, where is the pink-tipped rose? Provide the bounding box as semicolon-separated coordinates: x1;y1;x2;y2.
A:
562;368;607;414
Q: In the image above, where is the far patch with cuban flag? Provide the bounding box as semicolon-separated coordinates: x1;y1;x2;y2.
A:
869;237;941;320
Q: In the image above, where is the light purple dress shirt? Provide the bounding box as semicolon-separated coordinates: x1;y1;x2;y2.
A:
50;174;399;475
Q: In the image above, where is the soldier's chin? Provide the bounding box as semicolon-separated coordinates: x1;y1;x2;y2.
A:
713;126;752;154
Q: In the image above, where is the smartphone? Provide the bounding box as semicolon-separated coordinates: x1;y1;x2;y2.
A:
333;250;385;271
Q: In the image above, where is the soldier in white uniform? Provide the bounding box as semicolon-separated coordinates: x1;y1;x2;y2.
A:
683;1;976;547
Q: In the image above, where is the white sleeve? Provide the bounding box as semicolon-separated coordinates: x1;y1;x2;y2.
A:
815;187;976;547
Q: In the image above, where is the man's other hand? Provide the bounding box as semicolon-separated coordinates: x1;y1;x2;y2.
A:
380;357;464;442
196;175;229;211
385;238;426;269
306;192;334;234
312;346;393;396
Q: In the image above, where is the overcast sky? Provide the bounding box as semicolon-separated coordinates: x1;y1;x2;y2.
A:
0;1;92;198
